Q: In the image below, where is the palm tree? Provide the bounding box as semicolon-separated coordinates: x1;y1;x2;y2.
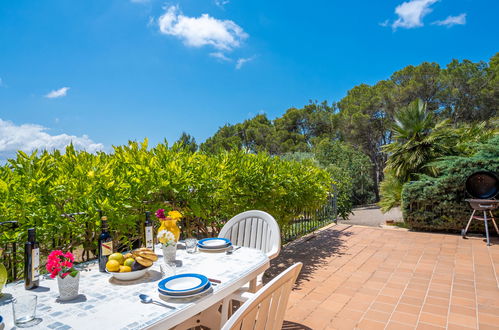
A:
382;99;451;182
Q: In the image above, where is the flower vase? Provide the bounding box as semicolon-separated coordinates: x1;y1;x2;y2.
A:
57;273;80;301
162;244;177;264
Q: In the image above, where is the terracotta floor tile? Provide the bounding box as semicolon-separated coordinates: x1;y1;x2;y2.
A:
425;296;449;307
478;312;499;326
450;305;476;317
447;323;477;330
448;313;478;329
385;321;415;330
421;303;449;317
478;324;499;330
363;309;391;323
396;303;422;315
356;319;385;330
375;294;399;305
418;312;447;327
416;323;445;330
279;225;499;330
370;302;395;313
390;311;419;325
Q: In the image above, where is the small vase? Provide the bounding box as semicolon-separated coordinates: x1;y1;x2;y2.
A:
57;273;80;301
162;244;177;264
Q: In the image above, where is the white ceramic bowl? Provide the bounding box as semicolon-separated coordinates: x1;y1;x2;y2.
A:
107;266;151;281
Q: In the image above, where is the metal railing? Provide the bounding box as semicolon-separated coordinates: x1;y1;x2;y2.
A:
1;220;19;281
281;195;338;243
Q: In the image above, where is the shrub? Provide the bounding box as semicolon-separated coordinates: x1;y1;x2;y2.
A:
401;135;499;231
0;140;332;266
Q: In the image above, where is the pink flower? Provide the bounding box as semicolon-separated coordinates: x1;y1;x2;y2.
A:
62;260;73;268
45;249;78;278
155;209;166;219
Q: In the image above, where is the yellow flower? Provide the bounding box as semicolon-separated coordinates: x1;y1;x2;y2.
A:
157;230;176;246
168;210;182;220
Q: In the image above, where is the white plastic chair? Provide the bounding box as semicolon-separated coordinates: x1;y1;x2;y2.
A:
221;262;302;330
219;210;281;260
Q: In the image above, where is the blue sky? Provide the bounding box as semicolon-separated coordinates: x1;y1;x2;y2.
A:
0;0;497;157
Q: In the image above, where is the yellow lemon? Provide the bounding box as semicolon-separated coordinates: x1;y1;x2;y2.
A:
106;260;120;272
119;265;132;273
108;253;125;265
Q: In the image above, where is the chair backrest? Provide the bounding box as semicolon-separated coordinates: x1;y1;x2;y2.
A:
221;262;302;330
218;210;281;260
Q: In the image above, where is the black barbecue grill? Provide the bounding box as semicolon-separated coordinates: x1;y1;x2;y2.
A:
461;171;499;246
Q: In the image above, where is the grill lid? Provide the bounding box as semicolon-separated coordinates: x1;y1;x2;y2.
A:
465;171;499;199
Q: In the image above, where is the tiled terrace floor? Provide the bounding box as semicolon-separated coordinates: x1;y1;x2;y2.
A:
268;224;499;330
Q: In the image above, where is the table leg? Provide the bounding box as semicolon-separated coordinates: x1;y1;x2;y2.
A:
249;278;257;293
220;297;230;327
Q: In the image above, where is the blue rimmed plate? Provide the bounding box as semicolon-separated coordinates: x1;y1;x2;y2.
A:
158;273;209;295
158;282;212;299
197;238;231;249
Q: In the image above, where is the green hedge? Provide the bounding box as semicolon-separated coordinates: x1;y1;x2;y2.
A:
0;140;332;264
402;135;499;231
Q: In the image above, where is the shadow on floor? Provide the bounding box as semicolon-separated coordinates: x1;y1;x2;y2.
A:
263;225;353;288
282;320;313;330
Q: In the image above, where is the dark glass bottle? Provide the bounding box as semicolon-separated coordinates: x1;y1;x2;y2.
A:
144;211;154;249
98;215;113;272
24;228;39;290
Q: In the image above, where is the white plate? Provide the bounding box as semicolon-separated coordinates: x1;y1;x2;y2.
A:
107;267;150;281
198;246;231;253
197;238;231;249
164;277;202;291
159;283;213;299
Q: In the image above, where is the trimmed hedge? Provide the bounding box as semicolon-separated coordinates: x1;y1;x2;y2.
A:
402;135;499;232
0;140;332;262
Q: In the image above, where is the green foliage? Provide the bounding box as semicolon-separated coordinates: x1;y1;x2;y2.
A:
173;132;198;153
401;135;499;231
200;54;498;205
281;149;354;219
0;141;331;271
383;99;453;182
313;139;374;205
378;172;403;212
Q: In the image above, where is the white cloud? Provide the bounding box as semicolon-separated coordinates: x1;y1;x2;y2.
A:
158;5;248;51
235;56;254;69
432;13;466;27
391;0;438;30
215;0;230;8
45;87;70;99
379;20;390;27
210;52;232;62
0;119;104;160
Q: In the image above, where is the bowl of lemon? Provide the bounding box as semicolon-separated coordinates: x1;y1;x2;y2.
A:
106;248;158;281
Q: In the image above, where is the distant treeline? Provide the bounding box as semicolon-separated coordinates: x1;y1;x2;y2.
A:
177;53;498;205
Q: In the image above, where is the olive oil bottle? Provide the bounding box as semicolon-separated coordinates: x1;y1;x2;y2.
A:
98;213;113;272
24;228;39;290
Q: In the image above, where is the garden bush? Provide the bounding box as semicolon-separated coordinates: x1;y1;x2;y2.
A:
0;140;332;270
401;135;499;231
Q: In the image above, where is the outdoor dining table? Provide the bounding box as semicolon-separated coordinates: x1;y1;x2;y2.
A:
0;245;269;329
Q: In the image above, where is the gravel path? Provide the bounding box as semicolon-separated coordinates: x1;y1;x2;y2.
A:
338;205;403;227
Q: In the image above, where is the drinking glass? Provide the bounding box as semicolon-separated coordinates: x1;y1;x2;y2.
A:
160;263;176;278
12;294;37;325
185;238;197;254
